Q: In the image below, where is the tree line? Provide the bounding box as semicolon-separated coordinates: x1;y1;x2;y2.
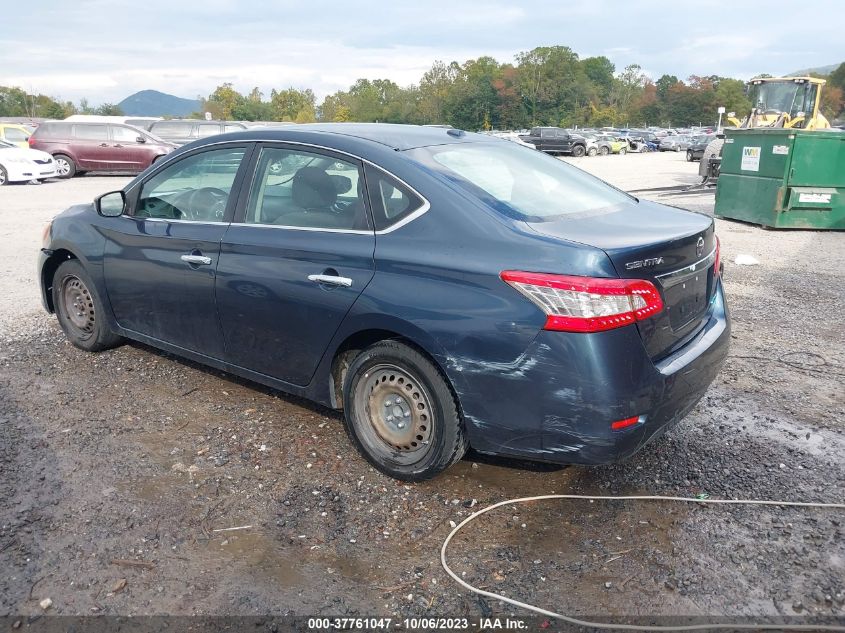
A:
3;48;844;129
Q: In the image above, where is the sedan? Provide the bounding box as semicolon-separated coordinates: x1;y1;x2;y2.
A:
0;140;57;185
39;124;730;481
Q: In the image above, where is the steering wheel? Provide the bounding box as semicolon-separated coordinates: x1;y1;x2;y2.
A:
177;187;229;220
331;200;353;214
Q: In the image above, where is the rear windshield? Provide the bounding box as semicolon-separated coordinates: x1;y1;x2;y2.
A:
408;141;633;222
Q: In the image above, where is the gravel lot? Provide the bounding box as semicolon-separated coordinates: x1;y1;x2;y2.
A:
1;153;843;622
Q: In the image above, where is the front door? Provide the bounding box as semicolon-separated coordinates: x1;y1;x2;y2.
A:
215;144;375;386
108;124;146;171
102;144;252;357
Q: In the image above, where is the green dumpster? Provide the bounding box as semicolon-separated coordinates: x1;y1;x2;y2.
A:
714;128;845;229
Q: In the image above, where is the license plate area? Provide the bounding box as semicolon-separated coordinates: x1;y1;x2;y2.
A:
663;271;709;330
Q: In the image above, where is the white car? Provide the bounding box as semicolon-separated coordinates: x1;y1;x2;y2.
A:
0;140;58;185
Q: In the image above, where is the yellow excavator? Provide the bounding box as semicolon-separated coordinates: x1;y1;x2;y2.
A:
726;76;830;130
700;76;831;181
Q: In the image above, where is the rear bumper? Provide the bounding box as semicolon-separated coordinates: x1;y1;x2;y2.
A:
456;279;730;464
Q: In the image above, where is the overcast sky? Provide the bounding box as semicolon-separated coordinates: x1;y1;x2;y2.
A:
2;0;843;105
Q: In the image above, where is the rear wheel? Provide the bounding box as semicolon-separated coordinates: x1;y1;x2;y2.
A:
0;166;8;186
619;147;627;155
686;150;694;162
587;147;597;157
571;145;586;157
599;146;609;156
343;340;467;481
53;154;76;178
52;259;122;352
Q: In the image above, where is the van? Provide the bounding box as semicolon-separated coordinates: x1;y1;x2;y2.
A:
29;122;176;178
148;120;248;146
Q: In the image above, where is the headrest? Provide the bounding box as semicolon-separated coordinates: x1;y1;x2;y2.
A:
292;167;337;209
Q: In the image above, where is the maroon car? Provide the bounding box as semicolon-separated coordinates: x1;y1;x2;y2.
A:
29;122;175;178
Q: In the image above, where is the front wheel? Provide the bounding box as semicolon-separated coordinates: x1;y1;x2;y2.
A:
0;166;8;186
599;146;609;156
52;259;123;352
53;154;76;178
343;340;467;481
587;147;597;157
571;145;586;157
619;147;627;155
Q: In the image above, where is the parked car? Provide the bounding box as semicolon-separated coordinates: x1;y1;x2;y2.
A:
571;133;599;156
28;122;176;178
595;135;628;155
0;139;57;185
148;120;248;146
519;126;588;156
0;123;34;148
687;135;715;161
39;123;729;481
659;135;692;152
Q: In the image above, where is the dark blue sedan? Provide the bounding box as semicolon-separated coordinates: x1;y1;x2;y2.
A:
38;124;730;481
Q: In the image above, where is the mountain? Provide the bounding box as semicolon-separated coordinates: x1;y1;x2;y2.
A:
787;63;841;76
117;90;201;117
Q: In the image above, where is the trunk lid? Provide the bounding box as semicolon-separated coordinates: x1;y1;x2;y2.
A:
526;200;717;360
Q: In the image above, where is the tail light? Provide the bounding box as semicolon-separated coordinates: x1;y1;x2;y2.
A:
500;271;664;333
713;235;721;277
28;137;36;147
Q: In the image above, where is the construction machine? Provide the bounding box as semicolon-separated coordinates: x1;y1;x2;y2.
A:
700;76;832;182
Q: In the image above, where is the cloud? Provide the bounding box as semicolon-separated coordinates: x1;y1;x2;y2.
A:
1;0;843;105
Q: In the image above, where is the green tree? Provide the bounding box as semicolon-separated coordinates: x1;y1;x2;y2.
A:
714;78;751;117
95;103;124;116
270;87;316;121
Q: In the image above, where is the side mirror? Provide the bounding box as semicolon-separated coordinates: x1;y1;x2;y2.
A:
95;190;126;217
136;136;147;143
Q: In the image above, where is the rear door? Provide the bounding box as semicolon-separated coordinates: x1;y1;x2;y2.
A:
102;144;253;357
215;143;375;386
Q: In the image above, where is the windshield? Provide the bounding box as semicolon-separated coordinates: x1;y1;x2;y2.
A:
749;81;816;118
408;141;634;222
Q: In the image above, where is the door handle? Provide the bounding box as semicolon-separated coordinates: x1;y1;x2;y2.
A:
181;254;212;266
308;274;352;288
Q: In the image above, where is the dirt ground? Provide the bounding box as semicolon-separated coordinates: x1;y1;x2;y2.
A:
1;152;843;622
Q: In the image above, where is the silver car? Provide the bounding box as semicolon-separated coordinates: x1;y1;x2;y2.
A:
659;135;692;152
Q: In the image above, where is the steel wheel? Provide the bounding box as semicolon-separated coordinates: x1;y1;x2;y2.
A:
352;363;434;465
53;155;75;178
61;275;96;338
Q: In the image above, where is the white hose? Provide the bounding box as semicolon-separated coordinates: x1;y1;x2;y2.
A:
441;494;845;631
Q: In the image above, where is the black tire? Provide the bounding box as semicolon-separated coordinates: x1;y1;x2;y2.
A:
686;150;694;162
599;146;609;156
342;340;467;481
53;154;76;179
0;165;8;186
587;146;597;157
52;259;123;352
619;147;627;155
571;144;586;157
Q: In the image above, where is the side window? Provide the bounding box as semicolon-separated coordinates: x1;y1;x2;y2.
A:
364;165;426;231
134;147;246;222
111;126;141;143
152;122;193;137
196;123;220;138
73;125;109;141
5;128;28;142
244;147;369;231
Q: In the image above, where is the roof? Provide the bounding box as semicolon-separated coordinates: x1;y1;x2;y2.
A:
239;122;491;151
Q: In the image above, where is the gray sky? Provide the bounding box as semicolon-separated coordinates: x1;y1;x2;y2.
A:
2;0;843;105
